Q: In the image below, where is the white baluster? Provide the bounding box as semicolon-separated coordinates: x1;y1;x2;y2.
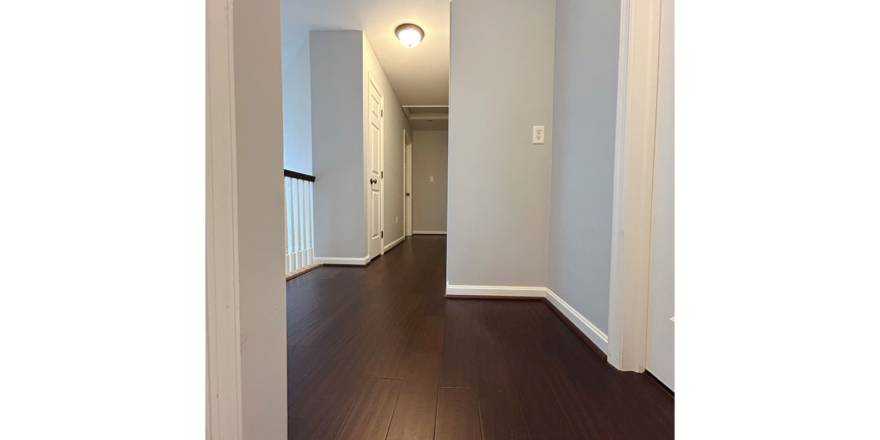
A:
287;179;296;272
306;180;314;266
302;179;309;266
284;177;291;274
294;178;301;271
298;178;305;269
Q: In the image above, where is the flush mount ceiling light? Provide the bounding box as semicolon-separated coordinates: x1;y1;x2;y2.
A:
395;23;424;48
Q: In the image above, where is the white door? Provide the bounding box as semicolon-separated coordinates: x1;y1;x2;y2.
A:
368;76;384;260
405;135;413;236
646;0;674;391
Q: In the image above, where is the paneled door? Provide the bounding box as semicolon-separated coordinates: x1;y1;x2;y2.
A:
368;75;384;260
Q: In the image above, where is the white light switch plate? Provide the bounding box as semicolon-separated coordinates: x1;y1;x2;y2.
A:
533;126;545;144
430;176;434;182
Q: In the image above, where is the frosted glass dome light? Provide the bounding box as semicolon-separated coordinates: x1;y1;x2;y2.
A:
396;24;424;48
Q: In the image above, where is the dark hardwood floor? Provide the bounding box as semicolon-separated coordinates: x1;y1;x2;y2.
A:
286;236;674;440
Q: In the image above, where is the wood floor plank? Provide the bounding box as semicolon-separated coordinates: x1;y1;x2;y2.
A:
385;317;445;440
400;317;445;380
335;377;402;440
471;306;530;440
288;375;369;440
287;339;377;433
435;388;482;440
438;300;478;389
473;333;512;388
385;379;440;440
477;385;531;440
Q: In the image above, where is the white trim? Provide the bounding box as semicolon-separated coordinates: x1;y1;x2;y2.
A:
401;105;449;122
208;0;287;437
313;256;369;266
445;283;545;298
383;234;406;253
545;288;609;353
607;0;662;372
407;113;448;121
380;85;385;255
608;0;632;374
405;135;413;237
206;0;243;436
402;129;408;240
413;230;447;235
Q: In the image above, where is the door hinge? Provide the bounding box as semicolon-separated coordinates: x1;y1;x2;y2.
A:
381;109;384;117
381;231;384;238
381;171;384;178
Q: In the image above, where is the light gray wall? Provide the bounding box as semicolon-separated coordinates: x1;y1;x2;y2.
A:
412;130;448;232
230;0;287;436
447;0;556;287
282;38;312;174
546;0;621;334
310;31;366;259
363;36;411;248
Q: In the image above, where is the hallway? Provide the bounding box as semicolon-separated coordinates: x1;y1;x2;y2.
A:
286;236;674;440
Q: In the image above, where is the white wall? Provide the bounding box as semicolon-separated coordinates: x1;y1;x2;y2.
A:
282;38;312;174
363;36;411;248
546;0;621;335
447;0;556;288
311;31;366;259
230;0;287;437
412;130;448;233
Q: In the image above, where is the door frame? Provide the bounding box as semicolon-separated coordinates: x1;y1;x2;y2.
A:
606;0;665;372
206;0;287;436
367;72;385;258
644;0;674;390
403;130;413;237
206;0;242;434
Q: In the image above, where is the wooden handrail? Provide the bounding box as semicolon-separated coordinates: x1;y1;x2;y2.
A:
284;169;315;182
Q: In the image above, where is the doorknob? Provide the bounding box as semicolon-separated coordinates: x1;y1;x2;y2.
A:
370;178;377;184
406;193;410;196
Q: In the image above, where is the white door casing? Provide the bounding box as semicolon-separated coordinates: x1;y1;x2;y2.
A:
402;130;407;237
368;75;384;260
405;132;413;236
646;0;674;391
607;0;663;372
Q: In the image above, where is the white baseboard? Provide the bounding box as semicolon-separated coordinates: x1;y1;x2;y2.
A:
383;235;406;252
413;230;447;235
313;256;369;266
544;288;609;354
445;283;545;298
444;283;608;354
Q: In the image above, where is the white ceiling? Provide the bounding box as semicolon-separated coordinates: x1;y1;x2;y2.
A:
281;0;451;106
